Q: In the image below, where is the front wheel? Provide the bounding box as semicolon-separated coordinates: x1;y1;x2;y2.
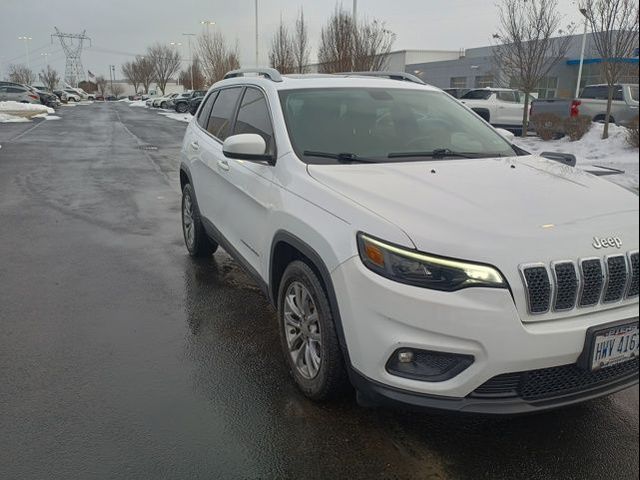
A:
161;101;167;109
176;102;188;113
181;184;217;257
278;260;349;400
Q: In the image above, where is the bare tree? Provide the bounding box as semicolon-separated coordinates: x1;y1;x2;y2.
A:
96;76;108;97
318;7;395;74
110;83;125;98
293;9;310;73
122;61;141;94
135;55;155;94
39;65;60;91
269;16;296;74
583;0;639;138
147;43;181;95
179;57;206;90
8;64;35;84
493;0;575;135
197;31;241;84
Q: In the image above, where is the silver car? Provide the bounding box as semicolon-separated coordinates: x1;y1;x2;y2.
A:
0;83;40;103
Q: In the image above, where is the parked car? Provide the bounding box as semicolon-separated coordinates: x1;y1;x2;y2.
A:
63;89;82;102
153;92;179;108
444;88;470;99
34;88;60;108
53;90;69;103
0;83;40;103
188;95;204;115
173;90;207;113
459;88;531;133
530;83;639;128
179;68;639;414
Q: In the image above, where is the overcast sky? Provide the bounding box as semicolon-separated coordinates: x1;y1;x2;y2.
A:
1;0;584;81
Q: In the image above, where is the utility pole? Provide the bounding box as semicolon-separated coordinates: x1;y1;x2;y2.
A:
109;65;115;94
255;0;259;67
182;33;196;90
18;36;32;72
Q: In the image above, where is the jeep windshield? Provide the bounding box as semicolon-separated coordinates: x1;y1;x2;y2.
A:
279;88;516;164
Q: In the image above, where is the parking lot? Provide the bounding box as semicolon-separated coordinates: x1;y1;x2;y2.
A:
0;102;638;480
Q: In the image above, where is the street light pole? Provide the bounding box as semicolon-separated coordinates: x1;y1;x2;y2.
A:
200;20;215;35
182;33;196;90
575;7;589;98
254;0;259;67
353;0;357;23
18;36;33;72
41;52;50;67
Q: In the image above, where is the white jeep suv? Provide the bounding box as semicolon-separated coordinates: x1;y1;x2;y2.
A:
179;68;639;414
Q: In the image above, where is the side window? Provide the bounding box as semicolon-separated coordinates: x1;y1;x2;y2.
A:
197;91;217;129
207;87;242;140
497;91;516;102
612;86;624;101
234;88;275;153
581;87;596;99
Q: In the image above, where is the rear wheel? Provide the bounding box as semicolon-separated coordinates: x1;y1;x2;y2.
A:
176;102;189;113
594;114;615;124
161;101;168;109
278;260;348;400
181;184;217;257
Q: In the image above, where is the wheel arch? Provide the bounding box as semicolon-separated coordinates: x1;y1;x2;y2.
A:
269;230;351;362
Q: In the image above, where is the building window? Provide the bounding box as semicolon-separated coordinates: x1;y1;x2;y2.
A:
536;76;558;99
474;75;494;88
450;76;467;88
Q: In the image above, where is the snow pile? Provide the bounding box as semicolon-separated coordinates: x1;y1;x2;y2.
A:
0;112;30;123
129;100;148;107
516;123;639;191
0;101;54;118
158;111;192;123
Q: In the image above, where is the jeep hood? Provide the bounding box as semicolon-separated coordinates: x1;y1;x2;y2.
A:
307;156;639;264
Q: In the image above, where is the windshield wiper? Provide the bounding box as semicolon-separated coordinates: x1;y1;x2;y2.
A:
303;150;378;163
388;149;501;159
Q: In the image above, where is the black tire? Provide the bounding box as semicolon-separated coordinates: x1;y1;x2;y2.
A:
181;183;217;257
161;101;167;109
176;102;188;113
594;114;615;124
278;260;349;400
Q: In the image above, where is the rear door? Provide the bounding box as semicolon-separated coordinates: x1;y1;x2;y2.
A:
495;90;523;126
194;87;244;236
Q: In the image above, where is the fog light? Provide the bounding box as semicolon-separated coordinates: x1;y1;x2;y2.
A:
398;350;414;363
386;348;474;382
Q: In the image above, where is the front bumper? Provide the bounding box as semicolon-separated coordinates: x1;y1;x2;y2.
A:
331;257;639;410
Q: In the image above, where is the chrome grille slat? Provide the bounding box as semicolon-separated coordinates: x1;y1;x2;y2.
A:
521;251;637;315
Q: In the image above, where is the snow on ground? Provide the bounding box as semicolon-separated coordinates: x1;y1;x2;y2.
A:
0;112;30;123
0;101;54;117
515;123;639;191
129;100;148;107
158;111;192;123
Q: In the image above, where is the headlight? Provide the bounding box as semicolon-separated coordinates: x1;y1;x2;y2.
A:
357;233;507;291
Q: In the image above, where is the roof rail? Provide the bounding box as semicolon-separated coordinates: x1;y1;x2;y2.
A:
224;68;283;82
337;71;425;85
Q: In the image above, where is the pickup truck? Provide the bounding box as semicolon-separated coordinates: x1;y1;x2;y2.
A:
530;84;639;127
459;88;529;134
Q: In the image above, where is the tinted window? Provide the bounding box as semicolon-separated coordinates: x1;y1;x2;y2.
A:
461;90;492;100
207;88;242;140
612;86;624;101
8;87;26;93
234;88;274;153
497;91;517;102
581;86;608;99
197;91;217;128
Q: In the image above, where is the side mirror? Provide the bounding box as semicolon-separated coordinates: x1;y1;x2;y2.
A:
495;128;515;143
222;134;274;163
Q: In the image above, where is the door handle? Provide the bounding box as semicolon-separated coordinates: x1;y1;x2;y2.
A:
217;159;230;171
190;141;199;151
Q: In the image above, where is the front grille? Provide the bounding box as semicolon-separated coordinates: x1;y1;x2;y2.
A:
553;262;578;311
580;259;604;307
522;266;551;313
472;359;639;401
521;251;637;315
603;255;628;303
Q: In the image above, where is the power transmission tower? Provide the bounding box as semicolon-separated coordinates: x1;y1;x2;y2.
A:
51;27;91;87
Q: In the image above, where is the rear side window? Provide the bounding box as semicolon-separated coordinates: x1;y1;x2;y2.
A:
461;90;492;100
497;91;517;102
234;88;275;153
8;87;26;93
197;91;217;128
207;88;242;140
581;86;608;99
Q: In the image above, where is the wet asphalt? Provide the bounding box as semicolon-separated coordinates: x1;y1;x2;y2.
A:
0;102;638;480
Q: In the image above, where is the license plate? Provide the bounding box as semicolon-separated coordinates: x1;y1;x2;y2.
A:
591;323;639;371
